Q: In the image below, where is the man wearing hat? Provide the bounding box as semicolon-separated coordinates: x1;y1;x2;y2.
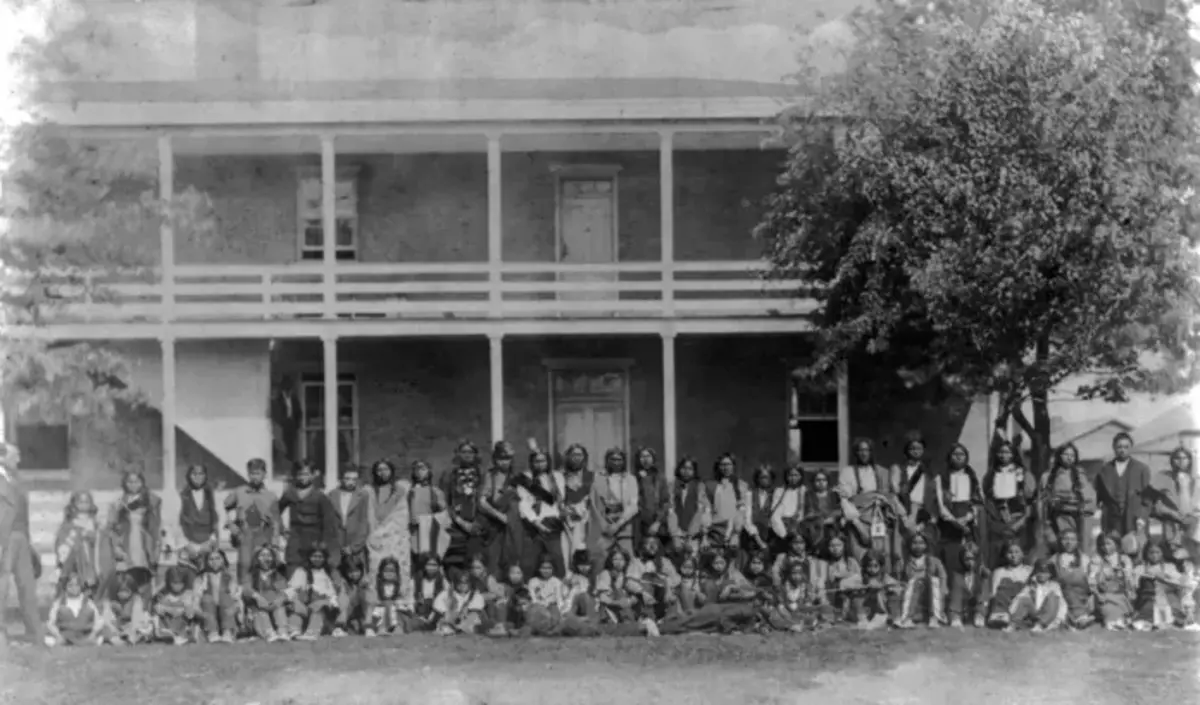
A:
0;443;45;648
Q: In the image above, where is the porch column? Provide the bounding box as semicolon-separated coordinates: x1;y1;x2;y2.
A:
321;134;337;318
322;333;339;491
662;330;678;484
158;135;175;318
487;133;503;316
161;334;178;495
837;363;850;469
489;333;504;444
659;130;675;314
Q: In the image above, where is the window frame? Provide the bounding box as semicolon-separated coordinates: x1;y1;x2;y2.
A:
786;373;841;468
295;165;361;262
298;372;360;468
13;419;72;482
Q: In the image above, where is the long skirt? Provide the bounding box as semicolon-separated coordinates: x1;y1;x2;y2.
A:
507;519;566;579
986;579;1026;627
1056;564;1094;628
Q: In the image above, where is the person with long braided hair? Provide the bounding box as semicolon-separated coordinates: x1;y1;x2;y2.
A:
1040;443;1098;554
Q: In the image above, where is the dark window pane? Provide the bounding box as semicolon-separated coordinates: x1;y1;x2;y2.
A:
797;420;839;464
16;423;69;470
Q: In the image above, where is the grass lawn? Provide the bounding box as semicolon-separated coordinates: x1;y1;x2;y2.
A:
2;628;1198;705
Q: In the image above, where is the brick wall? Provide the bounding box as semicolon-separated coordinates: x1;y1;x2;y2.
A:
172;149;780;266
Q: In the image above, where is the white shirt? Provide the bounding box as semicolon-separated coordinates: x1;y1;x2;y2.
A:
339;491;352;519
1114;459;1129;478
992;465;1020;501
906;463;925;505
190;488;207;510
63;595;86;617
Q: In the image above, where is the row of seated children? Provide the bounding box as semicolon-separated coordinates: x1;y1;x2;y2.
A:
43;526;1200;645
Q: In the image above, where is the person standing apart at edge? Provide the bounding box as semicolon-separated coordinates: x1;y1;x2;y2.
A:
0;444;44;648
1095;433;1154;554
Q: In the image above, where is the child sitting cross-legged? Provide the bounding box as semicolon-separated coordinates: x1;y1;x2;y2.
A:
152;566;199;645
241;545;291;642
432;569;486;636
1005;558;1067;633
370;556;412;636
45;573;104;647
99;570;153;646
333;555;374;637
193;549;241;644
286;545;339;641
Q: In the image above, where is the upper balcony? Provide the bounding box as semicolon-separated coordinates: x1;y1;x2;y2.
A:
32;126;817;338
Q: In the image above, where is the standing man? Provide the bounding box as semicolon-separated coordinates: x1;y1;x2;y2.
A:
1094;433;1153;548
0;444;44;648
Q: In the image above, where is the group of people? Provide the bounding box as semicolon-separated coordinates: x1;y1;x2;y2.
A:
5;429;1200;647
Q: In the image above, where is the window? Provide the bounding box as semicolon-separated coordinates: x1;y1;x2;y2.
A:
299;373;359;473
15;422;70;471
787;377;840;465
296;166;359;261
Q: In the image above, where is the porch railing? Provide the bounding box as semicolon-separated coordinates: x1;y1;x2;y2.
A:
50;260;817;323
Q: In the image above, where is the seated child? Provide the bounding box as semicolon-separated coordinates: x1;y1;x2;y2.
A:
593;546;648;626
1088;532;1136;630
433;569;486;635
1050;528;1093;630
1006;558;1067;632
561;550;597;620
762;558;831;633
1132;539;1184;631
411;553;447;631
672;554;704;617
334;556;374;637
986;542;1032;629
1172;547;1200;631
241;545;291;642
193;549;241;644
286;545;339;641
742;551;774;594
820;535;860;622
45;573;104;647
770;533;816;588
153;566;199;645
841;550;900;630
527;556;568;614
947;542;990;628
893;533;947;629
632;536;682;622
99;571;153;645
468;556;510;628
371;556;411;636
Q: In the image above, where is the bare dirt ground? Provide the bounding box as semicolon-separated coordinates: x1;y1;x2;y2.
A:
2;629;1198;705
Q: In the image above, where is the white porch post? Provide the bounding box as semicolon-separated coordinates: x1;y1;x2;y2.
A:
161;334;178;495
487;133;503;316
322;333;339;491
659;130;675;314
321;134;337;318
662;329;677;485
157;135;175;319
837;363;850;469
489;333;505;444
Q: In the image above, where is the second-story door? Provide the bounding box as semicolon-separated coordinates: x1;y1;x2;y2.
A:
557;177;618;302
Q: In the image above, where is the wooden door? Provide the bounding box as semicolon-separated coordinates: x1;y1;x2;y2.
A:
554;402;626;467
558;178;617;301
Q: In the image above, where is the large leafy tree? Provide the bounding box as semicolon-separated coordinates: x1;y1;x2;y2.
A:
2;1;213;437
758;0;1200;476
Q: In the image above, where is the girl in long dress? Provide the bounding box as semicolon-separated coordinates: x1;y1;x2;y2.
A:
55;491;102;594
935;443;983;578
365;459;411;602
1040;443;1098;554
981;440;1035;569
103;471;162;601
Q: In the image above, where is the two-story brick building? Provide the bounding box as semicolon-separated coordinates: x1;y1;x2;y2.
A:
8;1;998;571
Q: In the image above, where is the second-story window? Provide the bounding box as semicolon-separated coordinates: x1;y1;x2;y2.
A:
296;166;359;261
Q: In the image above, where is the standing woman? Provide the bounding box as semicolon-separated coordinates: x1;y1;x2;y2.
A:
798;468;843;550
769;465;806;550
1040;443;1098;554
893;433;940;546
365;459;411;592
633;447;670;549
102;471;162;601
667;456;711;559
479;441;518;576
744;464;777;556
981;440;1035;569
935;443;983;573
443;442;486;575
553;444;594;566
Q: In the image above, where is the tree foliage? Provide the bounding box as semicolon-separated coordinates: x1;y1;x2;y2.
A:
758;0;1200;474
1;0;214;424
